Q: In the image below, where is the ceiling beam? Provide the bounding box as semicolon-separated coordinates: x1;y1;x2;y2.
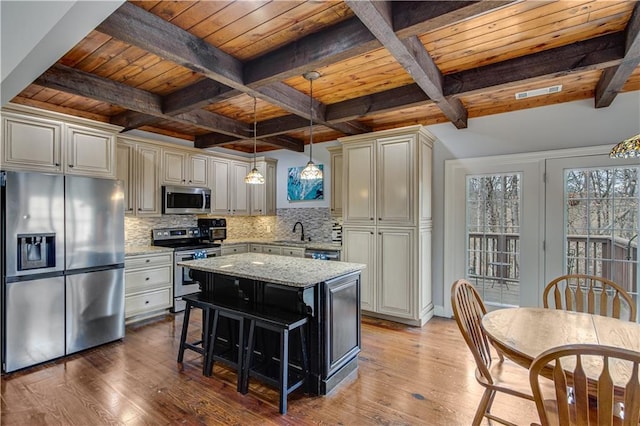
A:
162;79;238;115
323;32;625;123
36;64;252;139
594;2;640;108
195;133;304;152
111;111;162;131
96;2;364;137
346;0;468;128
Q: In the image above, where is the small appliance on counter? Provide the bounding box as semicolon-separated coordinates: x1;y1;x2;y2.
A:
197;218;227;242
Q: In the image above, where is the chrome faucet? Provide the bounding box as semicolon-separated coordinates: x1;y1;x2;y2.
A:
292;221;305;241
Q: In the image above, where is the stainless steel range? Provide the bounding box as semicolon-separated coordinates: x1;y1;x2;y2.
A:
151;226;222;312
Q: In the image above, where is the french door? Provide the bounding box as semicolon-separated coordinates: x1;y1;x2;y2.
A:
545;155;639;320
444;156;542;314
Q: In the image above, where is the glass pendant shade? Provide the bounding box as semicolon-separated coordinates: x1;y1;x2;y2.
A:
609;134;640;158
300;160;322;180
245;96;265;184
245;167;265;184
301;71;323;180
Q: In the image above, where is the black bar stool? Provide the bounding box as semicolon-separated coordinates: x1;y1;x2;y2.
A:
177;293;214;375
204;301;246;392
240;307;309;415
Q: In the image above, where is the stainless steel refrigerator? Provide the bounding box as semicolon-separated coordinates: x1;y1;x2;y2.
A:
1;171;125;372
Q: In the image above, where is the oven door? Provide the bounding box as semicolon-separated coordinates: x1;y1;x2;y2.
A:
173;249;219;312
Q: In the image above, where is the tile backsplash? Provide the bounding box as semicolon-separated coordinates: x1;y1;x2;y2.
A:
125;208;339;246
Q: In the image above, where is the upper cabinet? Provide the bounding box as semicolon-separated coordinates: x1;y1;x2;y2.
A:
161;149;208;187
327;146;343;218
342;132;418;227
1;110;116;178
65;124;115;178
116;138;161;217
211;158;250;215
250;158;277;216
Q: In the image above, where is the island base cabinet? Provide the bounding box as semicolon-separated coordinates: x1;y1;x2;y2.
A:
321;272;361;393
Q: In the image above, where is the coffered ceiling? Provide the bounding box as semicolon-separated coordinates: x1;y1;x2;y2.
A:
10;0;640;153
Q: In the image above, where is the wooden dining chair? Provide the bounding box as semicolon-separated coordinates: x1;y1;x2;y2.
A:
543;274;636;322
529;344;640;426
451;279;535;426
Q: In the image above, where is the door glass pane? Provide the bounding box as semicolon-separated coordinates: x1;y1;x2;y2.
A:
564;166;639;310
466;173;521;307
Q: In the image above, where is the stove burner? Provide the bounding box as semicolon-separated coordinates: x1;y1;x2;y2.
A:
151;226;220;251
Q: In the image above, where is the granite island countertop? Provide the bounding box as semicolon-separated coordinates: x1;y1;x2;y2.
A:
178;252;364;288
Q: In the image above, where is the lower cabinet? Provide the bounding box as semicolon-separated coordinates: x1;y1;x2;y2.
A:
343;226;431;326
221;244;249;255
124;252;173;323
249;244;305;258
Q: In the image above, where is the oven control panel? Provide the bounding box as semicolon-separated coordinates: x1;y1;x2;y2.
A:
153;227;201;241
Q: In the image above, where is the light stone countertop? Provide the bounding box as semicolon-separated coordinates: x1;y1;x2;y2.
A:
178;252;364;288
125;245;174;256
222;239;342;251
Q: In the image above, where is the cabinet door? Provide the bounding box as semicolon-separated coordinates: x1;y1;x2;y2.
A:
343;142;375;225
211;158;230;214
377;227;414;319
2;114;62;173
231;161;250;215
265;161;277;215
342;227;376;311
116;142;136;215
250;162;267;215
162;150;186;185
66;125;115;178
188;154;208;186
137;144;161;216
330;150;343;217
377;135;415;226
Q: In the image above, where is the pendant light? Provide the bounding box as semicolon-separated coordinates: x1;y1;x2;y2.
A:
609;134;640;158
300;71;323;180
244;95;265;184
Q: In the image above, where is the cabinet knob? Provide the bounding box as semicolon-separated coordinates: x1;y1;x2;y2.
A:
138;208;142;211
55;163;60;167
145;300;149;304
378;218;382;221
370;217;374;220
145;277;150;281
145;259;150;263
69;164;74;168
370;232;374;235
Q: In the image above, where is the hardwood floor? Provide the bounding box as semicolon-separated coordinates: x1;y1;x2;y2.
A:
1;313;541;425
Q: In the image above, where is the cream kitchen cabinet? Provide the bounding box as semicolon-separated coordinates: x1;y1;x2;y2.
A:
211;158;250;215
250;244;305;258
340;126;434;326
2;111;116;178
161;149;208;186
343;134;415;227
221;243;249;255
327;146;343;217
116;138;161;216
124;252;173;323
250;158;277;216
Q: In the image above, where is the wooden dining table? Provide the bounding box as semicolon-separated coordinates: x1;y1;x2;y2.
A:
481;307;640;396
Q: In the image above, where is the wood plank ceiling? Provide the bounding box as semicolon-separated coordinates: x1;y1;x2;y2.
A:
12;0;640;153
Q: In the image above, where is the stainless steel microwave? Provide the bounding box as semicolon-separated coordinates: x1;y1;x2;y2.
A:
162;185;211;214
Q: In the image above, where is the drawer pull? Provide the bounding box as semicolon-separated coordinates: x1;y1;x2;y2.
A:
146;259;150;263
145;300;149;304
145;277;150;281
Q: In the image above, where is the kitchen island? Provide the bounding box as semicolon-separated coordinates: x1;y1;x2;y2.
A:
178;253;365;395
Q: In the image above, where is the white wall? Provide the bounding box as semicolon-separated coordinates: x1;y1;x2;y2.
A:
427;91;640;311
1;0;124;105
263;141;340;209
